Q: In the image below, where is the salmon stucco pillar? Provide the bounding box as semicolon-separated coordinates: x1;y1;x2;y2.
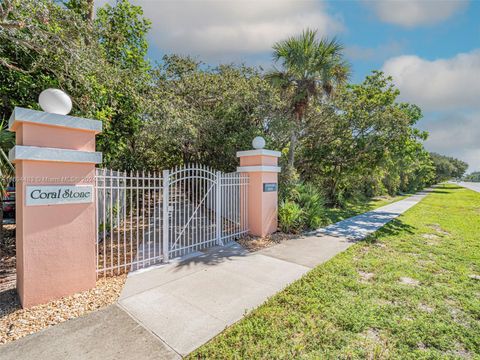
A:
9;107;102;308
237;146;281;237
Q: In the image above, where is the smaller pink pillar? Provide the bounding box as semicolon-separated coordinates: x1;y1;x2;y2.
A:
9;107;102;308
237;149;281;237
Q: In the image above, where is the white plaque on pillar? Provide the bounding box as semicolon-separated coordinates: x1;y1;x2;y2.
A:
26;185;93;206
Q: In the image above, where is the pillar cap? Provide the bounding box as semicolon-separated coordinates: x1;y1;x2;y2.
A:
236;149;281;158
237;165;281;173
9;107;102;134
9;145;102;164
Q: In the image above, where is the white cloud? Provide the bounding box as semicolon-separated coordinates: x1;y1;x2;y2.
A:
382;50;480;111
420;111;480;171
365;0;468;27
385;50;480;170
107;0;344;61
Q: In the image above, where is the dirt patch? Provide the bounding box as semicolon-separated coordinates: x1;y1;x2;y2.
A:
356;328;391;358
376;298;396;307
399;277;419;286
448;307;471;327
446;343;473;359
417;342;428;351
428;223;450;236
0;274;126;344
363;328;381;342
358;271;375;282
418;303;434;313
422;233;441;246
407;252;421;257
237;232;298;252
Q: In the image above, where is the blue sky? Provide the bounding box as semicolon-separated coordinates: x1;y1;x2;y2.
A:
332;1;478;82
98;0;480;170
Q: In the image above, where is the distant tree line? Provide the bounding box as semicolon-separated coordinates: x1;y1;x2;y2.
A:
463;172;480;182
429;153;468;183
0;0;468;210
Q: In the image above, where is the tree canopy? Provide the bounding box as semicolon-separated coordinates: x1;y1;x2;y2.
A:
463;171;480;182
430;153;468;182
0;0;468;208
298;71;434;204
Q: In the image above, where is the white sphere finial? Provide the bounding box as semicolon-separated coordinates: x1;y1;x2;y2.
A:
252;136;266;149
39;88;72;115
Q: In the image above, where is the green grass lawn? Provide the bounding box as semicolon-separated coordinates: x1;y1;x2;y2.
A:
190;184;480;359
322;193;410;225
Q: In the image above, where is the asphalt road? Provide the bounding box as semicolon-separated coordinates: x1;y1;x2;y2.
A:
456;181;480;193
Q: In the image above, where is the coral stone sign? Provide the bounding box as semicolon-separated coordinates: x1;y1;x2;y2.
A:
26;185;93;206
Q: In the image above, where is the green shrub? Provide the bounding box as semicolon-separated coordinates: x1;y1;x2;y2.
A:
303;203;323;229
278;165;299;200
278;200;303;233
278;182;325;233
293;183;324;229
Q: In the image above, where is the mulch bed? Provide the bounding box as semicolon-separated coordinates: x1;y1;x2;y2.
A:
237;232;298;252
0;275;127;344
0;225;127;345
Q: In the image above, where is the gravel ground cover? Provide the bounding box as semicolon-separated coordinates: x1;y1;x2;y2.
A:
0;225;127;345
0;274;126;344
237;232;297;251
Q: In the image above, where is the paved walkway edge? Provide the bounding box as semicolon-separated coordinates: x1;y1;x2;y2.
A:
315;190;429;240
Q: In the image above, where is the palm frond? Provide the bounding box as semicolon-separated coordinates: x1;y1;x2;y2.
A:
269;28;350;104
265;68;293;89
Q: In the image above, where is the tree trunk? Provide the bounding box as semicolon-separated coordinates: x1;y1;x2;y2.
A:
86;0;94;22
287;130;297;168
287;109;302;169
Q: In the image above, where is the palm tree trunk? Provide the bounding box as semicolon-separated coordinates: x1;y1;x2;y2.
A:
287;109;302;169
288;130;297;168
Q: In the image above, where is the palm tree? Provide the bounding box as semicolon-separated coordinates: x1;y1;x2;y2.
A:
267;29;350;168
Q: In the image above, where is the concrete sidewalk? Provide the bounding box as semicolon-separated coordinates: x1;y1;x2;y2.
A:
0;191;428;359
118;243;310;356
117;190;429;357
316;191;429;240
0;305;179;360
